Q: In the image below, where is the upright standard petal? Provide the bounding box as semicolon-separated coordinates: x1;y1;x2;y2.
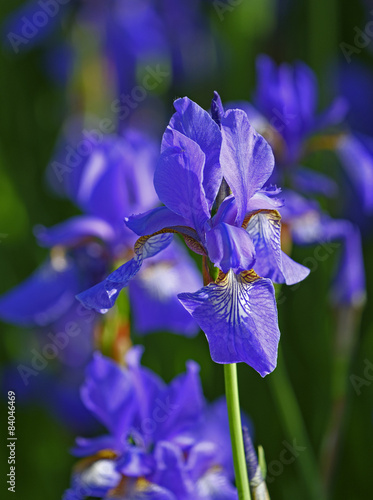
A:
205;223;256;274
154;132;210;236
220;109;275;226
244;210;309;285
179;271;280;376
162;96;222;208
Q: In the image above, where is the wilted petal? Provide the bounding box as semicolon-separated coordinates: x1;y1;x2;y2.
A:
220;109;275;226
178;271;280;376
163;96;222;208
206;223;256;274
244;210;309;285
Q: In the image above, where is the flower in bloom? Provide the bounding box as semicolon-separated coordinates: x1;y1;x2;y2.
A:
0;129;201;346
221;56;369;307
63;347;239;499
230;55;373;213
78;96;309;376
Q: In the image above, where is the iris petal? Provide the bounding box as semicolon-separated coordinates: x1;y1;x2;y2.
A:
220;109;275;226
178;270;280;376
162;96;222;208
155;132;210;237
77;233;173;313
206;222;256;274
244;210;309;285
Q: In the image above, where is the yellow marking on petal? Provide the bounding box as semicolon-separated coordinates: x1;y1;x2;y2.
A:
215;268;261;285
136;477;152;491
242;209;281;230
134;227;206;256
74;449;118;473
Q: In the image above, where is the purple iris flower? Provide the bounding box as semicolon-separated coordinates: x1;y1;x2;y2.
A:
63;347;238;499
78;96;309;376
0;128;200;343
231;55;373;213
223;56;369;307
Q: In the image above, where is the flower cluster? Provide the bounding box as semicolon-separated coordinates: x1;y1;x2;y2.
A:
63;347;239;500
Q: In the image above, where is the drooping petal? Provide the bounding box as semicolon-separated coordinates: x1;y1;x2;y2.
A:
205;223;256;274
220;109;275;226
154;132;210;236
0;258;79;327
162;96;222;208
178;271;280;376
35;216;116;248
244;210;309;285
336;133;373;212
77;233;173;313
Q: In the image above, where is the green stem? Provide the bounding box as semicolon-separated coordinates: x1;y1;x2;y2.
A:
268;348;326;500
224;363;251;500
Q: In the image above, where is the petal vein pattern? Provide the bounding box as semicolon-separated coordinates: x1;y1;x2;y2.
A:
178;270;280;376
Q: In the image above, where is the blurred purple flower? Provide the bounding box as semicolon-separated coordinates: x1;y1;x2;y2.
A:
63;347;238;499
0;128;201;347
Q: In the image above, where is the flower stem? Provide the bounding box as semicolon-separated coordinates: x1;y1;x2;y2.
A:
224;363;251;500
